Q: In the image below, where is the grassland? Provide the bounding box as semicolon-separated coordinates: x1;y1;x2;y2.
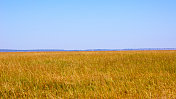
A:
0;50;176;98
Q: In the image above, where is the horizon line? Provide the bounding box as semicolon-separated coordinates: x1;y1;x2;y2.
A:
0;48;176;52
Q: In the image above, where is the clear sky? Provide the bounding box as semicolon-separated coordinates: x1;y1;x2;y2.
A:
1;0;176;50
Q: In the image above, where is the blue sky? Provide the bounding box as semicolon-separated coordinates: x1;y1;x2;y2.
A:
1;0;176;50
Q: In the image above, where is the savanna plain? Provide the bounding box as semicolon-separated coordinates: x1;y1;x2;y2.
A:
0;50;176;98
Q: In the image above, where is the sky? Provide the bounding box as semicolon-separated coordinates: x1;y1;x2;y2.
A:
1;0;176;50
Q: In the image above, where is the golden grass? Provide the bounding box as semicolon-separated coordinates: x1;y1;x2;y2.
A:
0;50;176;98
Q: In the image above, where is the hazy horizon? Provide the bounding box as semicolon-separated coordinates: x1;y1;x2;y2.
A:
1;0;176;49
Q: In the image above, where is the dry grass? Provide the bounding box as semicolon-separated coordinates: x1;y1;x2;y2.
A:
0;50;176;98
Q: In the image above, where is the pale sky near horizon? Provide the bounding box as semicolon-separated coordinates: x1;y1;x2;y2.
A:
1;0;176;50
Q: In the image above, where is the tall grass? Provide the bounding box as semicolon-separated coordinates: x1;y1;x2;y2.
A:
0;51;176;98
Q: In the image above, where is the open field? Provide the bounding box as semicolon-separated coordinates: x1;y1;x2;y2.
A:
0;50;176;98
